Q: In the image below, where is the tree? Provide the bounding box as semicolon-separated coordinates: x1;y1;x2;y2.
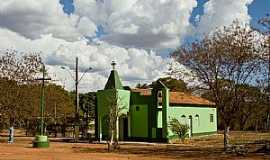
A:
0;50;42;128
0;49;42;82
79;92;96;139
172;21;264;150
169;118;189;142
106;90;126;152
0;50;74;135
136;77;189;92
259;13;270;131
79;92;96;120
202;83;268;131
237;85;268;131
150;77;189;92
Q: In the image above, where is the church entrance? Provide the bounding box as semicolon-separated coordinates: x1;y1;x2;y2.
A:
119;116;129;141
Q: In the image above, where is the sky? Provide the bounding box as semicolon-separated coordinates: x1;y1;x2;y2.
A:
0;0;269;92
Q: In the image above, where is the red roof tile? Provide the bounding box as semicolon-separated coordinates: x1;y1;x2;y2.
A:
131;88;215;106
169;92;215;106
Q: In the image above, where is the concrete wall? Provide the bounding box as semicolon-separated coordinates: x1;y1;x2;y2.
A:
129;92;151;139
129;104;148;138
167;106;217;138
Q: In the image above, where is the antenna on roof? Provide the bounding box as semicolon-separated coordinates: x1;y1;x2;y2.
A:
111;60;116;70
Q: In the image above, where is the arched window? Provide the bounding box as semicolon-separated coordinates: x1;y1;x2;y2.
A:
181;115;186;124
195;114;200;127
210;114;214;123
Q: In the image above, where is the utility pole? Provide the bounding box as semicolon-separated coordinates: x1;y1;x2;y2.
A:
54;102;57;125
74;57;79;142
60;57;92;142
266;20;270;109
33;64;51;148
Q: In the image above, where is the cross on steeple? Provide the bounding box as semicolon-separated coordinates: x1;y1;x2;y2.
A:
111;60;116;70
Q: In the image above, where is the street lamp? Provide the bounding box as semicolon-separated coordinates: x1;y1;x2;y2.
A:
61;57;92;142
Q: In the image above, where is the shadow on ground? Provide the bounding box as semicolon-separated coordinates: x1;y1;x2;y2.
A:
72;143;257;159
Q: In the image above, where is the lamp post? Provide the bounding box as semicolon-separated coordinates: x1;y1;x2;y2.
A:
33;64;51;148
61;57;92;142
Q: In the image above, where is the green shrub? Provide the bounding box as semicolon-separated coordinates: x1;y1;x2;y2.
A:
169;118;189;142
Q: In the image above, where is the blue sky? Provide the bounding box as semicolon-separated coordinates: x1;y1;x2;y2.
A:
60;0;74;14
248;0;270;31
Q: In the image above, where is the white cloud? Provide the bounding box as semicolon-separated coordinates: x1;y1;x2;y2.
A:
0;27;182;92
0;0;97;41
197;0;254;34
74;0;197;49
0;0;257;92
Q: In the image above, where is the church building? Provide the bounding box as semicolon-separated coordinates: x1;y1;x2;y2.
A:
95;63;217;142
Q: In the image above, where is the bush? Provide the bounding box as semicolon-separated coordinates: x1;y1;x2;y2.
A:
169;118;189;142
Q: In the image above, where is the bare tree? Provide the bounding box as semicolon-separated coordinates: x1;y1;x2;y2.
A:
172;21;264;150
259;13;270;130
0;49;42;82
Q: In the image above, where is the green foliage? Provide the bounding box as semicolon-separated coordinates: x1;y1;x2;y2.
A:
169;118;189;142
153;77;188;92
0;51;43;129
136;77;189;92
0;78;74;130
79;92;96;120
202;82;269;131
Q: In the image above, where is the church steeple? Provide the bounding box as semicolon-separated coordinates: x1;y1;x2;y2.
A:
104;61;123;90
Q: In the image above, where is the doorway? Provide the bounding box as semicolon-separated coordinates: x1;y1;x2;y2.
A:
119;116;128;141
188;115;193;138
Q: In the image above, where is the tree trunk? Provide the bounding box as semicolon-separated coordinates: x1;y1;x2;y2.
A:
116;117;119;142
114;117;120;150
224;125;230;150
266;113;270;131
54;125;57;137
108;129;114;152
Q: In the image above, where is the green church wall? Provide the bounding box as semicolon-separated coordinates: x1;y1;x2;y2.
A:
117;90;131;115
167;106;217;138
162;87;169;139
96;89;130;140
129;91;152;139
130;92;151;104
157;110;162;128
130;104;148;138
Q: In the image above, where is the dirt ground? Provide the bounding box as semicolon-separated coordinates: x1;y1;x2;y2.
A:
0;132;269;160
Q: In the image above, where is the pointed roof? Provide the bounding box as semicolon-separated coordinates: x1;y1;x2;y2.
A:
104;61;124;90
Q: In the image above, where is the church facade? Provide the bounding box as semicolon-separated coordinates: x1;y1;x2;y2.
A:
95;67;217;142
